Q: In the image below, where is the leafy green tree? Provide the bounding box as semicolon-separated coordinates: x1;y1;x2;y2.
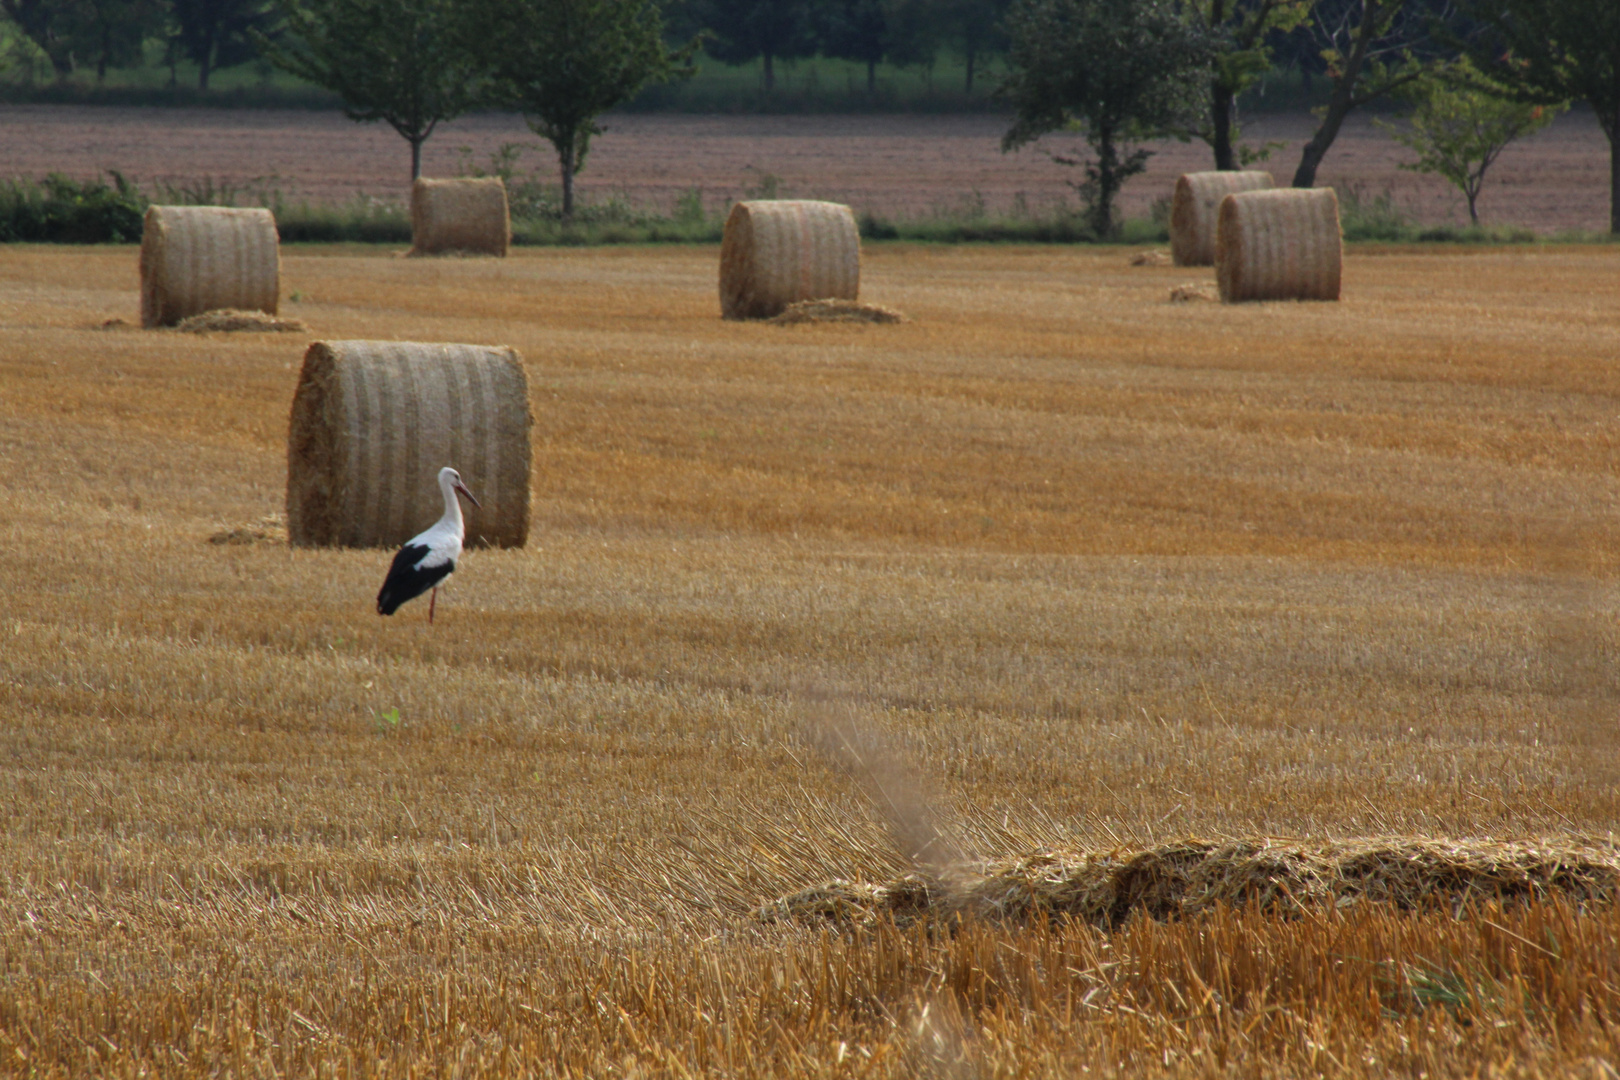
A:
940;0;1007;93
1;0;165;82
999;0;1213;238
1380;58;1562;224
1462;0;1620;233
821;0;934;94
883;0;937;71
466;0;695;218
822;0;892;94
693;0;817;91
258;0;481;181
73;0;166;83
170;0;280;90
1185;0;1313;170
1;0;78;78
1291;0;1459;188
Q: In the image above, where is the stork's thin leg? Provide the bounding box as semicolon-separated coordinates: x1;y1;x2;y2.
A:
429;587;438;624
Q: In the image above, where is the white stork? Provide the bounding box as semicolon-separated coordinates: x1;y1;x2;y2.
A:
376;466;480;623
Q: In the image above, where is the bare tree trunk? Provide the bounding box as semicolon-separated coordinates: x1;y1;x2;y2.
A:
763;51;775;92
964;48;974;93
867;58;876;94
1292;76;1355;188
1212;82;1236;170
1092;126;1119;239
560;146;576;219
1610;126;1620;235
410;137;424;183
1291;2;1380;189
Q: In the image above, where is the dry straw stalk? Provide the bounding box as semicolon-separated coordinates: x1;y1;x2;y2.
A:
286;340;532;548
1170;171;1274;266
1216;187;1343;303
719;199;861;320
409;177;511;257
139;205;280;328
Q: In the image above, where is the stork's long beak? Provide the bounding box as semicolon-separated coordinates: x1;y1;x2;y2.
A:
455;481;481;509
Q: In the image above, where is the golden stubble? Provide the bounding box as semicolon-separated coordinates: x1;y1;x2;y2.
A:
0;243;1617;1076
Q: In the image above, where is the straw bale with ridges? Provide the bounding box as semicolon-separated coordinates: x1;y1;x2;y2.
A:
719;200;860;320
140;205;280;328
409;178;510;257
1170;171;1273;266
1216;187;1343;303
286;340;532;549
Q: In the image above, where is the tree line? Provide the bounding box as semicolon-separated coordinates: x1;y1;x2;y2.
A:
3;0;1616;232
998;0;1618;235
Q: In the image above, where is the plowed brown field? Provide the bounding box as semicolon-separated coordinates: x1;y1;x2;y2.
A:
0;105;1611;230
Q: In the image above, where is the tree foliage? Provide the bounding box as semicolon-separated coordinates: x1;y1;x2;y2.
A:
169;0;278;89
466;0;694;218
258;0;480;181
690;0;818;91
1381;57;1562;224
1462;0;1620;233
0;0;76;77
1000;0;1213;238
1185;0;1312;170
0;0;163;81
1291;0;1458;188
938;0;1006;93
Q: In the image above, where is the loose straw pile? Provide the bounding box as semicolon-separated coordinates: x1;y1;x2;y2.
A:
760;837;1620;928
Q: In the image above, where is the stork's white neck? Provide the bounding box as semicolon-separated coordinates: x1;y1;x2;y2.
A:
437;470;465;533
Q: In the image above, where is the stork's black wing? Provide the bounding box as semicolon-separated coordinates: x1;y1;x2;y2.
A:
376;544;455;615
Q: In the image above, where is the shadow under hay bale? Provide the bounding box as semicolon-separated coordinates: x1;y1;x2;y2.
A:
140;205;280;328
720;200;861;320
768;299;906;325
286;340;532;549
1170;171;1274;267
758;838;1620;930
1216;187;1343;303
175;308;307;334
409;177;510;257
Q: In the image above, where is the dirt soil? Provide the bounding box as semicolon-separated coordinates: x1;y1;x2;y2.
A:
0;104;1608;230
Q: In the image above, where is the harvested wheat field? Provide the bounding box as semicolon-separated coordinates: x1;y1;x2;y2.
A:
1;242;1618;1077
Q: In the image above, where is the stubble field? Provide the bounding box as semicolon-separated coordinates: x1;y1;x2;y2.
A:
1;241;1618;1076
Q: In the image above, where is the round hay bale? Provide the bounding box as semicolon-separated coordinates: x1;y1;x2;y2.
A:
1169;171;1273;267
286;340;532;549
140;206;280;328
1216;187;1343;303
719;200;860;320
409;177;510;257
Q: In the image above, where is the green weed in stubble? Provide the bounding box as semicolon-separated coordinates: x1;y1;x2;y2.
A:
373;707;404;736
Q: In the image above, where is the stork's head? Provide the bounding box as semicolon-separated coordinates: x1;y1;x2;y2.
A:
440;466;481;509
